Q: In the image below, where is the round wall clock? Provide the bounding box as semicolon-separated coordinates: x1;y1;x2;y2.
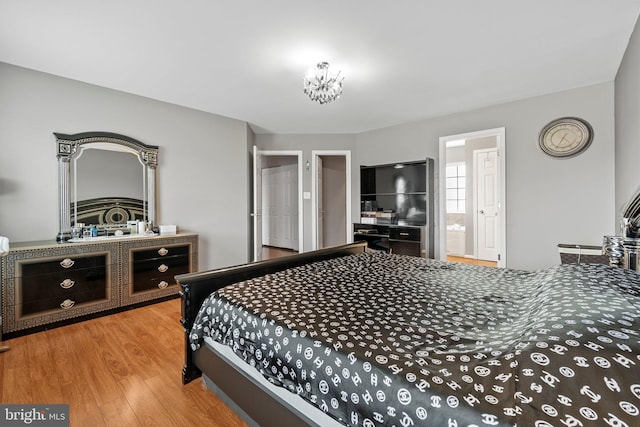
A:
538;117;593;158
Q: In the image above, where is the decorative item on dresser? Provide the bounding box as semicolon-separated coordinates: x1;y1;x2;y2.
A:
1;233;197;338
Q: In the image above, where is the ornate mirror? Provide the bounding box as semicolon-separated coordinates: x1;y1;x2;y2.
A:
55;132;158;241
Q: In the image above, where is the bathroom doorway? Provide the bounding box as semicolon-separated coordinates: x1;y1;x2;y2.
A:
439;128;506;267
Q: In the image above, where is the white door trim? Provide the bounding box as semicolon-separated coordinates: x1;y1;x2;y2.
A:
253;149;303;259
438;128;506;267
252;146;263;262
311;150;352;251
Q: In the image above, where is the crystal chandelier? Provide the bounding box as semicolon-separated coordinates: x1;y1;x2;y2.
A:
303;62;344;105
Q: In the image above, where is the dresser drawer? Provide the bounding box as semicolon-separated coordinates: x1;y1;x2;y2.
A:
18;255;107;278
133;244;190;262
20;285;108;316
119;235;198;307
19;267;107;304
132;254;190;292
389;226;422;242
16;254;109;316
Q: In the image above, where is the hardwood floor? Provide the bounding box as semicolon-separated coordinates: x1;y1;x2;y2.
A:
263;246;498;267
0;300;248;427
260;245;298;260
447;255;497;267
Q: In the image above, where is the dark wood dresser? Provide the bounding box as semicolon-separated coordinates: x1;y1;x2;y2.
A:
0;233;197;338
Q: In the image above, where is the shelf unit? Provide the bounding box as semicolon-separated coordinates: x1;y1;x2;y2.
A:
358;158;434;258
353;223;425;257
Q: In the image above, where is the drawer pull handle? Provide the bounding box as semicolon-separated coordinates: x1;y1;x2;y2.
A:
158;248;168;256
60;258;75;268
158;281;169;289
158;264;168;273
400;232;410;236
60;299;75;309
60;279;75;289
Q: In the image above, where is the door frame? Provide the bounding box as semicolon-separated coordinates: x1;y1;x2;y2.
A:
311;150;352;251
438;127;506;267
252;149;303;261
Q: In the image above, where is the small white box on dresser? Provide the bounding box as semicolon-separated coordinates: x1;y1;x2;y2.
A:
159;225;177;235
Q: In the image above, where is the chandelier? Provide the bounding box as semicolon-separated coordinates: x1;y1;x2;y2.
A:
303;62;344;105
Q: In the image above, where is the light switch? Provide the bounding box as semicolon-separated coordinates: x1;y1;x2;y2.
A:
303;192;311;199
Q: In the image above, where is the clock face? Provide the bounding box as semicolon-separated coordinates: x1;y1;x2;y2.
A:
539;117;593;158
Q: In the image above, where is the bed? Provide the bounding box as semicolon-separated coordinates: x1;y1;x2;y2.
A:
178;242;640;426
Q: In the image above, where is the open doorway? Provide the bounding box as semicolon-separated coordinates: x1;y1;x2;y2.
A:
252;148;303;261
311;150;352;250
438;128;506;268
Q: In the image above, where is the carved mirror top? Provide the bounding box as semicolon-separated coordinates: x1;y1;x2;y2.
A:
54;132;158;168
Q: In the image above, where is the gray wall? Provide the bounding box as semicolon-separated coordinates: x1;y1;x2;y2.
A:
355;82;616;270
615;17;640;217
0;62;251;271
0;61;623;272
257;85;615;270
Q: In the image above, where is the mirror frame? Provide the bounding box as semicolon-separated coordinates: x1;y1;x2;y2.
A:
54;131;159;241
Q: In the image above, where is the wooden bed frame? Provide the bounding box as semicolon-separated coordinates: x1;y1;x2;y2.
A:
176;242;368;426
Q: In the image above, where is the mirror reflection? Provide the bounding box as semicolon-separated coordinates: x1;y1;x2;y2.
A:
71;148;146;226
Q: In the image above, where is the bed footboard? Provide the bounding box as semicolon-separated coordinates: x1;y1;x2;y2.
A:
176;242;368;384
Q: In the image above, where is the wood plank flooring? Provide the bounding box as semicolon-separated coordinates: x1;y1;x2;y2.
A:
0;300;248;427
259;245;298;260
262;246;498;268
447;255;497;267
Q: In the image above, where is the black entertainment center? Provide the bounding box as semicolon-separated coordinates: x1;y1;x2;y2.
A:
353;223;425;257
354;158;435;258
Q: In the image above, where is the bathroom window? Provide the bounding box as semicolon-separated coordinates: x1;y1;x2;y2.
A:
446;163;465;213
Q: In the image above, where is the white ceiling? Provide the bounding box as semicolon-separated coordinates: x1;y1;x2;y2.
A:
1;1;639;134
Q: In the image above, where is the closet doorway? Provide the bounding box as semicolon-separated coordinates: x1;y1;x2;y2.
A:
311;150;352;250
252;148;303;261
438;128;506;267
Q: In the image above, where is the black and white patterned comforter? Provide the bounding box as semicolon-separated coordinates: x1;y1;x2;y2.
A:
189;252;640;426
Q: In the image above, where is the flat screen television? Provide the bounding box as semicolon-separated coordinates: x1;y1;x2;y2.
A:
360;159;432;226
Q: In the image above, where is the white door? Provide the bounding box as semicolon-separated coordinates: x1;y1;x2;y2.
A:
474;148;499;261
262;164;298;250
252;146;263;261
